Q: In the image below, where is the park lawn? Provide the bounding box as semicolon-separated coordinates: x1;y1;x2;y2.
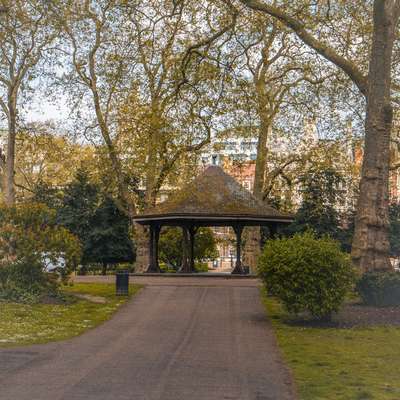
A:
263;292;400;400
0;283;141;348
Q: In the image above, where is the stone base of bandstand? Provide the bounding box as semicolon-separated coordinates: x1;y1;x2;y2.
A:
243;226;261;274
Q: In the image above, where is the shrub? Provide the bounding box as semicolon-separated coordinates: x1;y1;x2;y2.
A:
0;202;81;272
0;203;81;302
356;271;400;306
0;260;59;303
258;231;355;320
194;262;208;272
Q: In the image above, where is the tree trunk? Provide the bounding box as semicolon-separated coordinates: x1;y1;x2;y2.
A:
5;98;16;205
244;109;271;272
181;226;191;273
101;262;107;276
351;1;399;272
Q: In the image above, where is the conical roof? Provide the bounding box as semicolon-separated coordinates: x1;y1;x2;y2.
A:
134;166;293;224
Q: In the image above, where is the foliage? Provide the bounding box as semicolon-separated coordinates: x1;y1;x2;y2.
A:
159;227;218;269
356;272;400;307
286;168;345;242
0;260;58;303
0;202;81;270
341;201;400;260
32;180;63;210
0;0;58;204
57;169;100;240
262;293;400;400
83;197;135;270
194;262;209;272
0;202;81;302
0;283;141;347
15;127;96;202
56;169;135;273
258;231;355;320
389;202;400;258
338;208;356;253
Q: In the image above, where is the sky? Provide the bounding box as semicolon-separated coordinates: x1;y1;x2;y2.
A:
24;97;70;124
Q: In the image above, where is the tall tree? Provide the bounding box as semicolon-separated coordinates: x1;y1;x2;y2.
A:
238;0;400;272
115;0;236;271
53;0;137;216
0;1;56;205
226;12;332;269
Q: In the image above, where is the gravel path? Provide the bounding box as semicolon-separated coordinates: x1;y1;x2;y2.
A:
0;280;296;400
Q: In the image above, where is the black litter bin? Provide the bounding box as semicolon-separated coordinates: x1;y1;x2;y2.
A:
243;266;250;275
116;270;129;296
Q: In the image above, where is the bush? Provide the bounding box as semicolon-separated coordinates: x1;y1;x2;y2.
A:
0;260;59;303
258;231;355;320
194;262;208;272
356;271;400;307
0;203;81;302
0;202;81;272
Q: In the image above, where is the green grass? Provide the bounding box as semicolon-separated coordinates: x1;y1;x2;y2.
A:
0;283;141;348
262;290;400;400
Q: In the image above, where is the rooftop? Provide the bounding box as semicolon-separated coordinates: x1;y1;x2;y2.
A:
133;166;293;225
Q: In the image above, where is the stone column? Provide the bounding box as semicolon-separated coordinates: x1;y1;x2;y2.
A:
189;226;197;272
146;224;161;273
180;225;192;273
231;224;244;274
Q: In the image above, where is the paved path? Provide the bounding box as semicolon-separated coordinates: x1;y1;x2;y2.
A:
74;274;261;287
0;280;296;400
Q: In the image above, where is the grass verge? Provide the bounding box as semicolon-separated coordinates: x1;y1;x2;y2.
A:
262;290;400;400
0;283;141;348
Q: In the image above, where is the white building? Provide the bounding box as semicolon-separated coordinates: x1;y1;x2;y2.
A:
200;137;258;167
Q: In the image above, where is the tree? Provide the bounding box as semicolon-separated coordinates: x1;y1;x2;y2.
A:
83;197;135;275
237;0;400;272
159;227;218;270
212;8;340;270
57;169;99;243
31;180;63;211
55;169;135;274
115;0;237;271
0;1;57;205
13;123;96;200
52;0;138;216
287;167;344;241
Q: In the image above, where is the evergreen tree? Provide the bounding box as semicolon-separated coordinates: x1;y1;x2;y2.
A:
287;167;344;241
56;169;135;274
31;180;63;211
84;197;135;274
57;169;100;240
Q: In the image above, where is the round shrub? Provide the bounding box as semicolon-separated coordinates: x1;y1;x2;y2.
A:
258;231;355;320
356;271;400;306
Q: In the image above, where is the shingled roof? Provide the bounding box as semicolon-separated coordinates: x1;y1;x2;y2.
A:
133;166;293;224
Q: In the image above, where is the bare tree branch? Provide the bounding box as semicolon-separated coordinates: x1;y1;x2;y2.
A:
239;0;368;95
